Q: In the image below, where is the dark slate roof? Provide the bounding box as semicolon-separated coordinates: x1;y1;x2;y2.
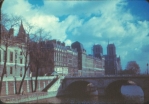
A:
16;21;27;42
71;41;85;52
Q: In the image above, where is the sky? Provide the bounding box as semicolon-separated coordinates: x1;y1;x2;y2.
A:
2;0;149;73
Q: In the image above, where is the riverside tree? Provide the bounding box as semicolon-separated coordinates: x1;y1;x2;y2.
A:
30;28;53;92
126;61;140;74
17;20;35;94
0;13;21;95
120;61;140;75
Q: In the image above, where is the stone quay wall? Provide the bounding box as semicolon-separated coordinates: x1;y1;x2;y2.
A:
0;76;56;96
0;92;58;103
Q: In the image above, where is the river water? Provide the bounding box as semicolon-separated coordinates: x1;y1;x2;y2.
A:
27;85;144;104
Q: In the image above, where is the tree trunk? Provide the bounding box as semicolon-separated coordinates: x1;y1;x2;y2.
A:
0;43;8;95
18;53;28;94
18;68;27;94
34;66;39;92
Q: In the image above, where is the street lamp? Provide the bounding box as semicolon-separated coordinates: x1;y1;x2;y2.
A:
147;63;148;75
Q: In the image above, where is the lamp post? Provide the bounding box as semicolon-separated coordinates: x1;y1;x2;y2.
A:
147;63;148;75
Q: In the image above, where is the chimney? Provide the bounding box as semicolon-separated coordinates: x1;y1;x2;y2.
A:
62;42;65;46
52;39;56;44
8;28;14;37
57;41;61;45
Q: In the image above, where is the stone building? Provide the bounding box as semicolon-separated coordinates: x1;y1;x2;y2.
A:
71;41;105;75
0;22;30;77
93;44;103;59
66;46;78;74
46;40;67;75
31;40;78;76
104;43;121;75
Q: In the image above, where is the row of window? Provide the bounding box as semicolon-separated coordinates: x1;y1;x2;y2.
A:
54;62;67;66
5;67;23;75
54;52;67;62
54;52;78;63
84;62;103;68
0;50;23;64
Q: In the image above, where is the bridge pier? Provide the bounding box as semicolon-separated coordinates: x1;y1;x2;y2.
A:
97;88;105;96
144;89;149;103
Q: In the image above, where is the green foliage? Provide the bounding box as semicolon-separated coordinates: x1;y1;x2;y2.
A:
120;61;140;75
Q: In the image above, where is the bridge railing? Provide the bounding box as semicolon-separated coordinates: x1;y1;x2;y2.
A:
65;72;149;78
65;72;104;78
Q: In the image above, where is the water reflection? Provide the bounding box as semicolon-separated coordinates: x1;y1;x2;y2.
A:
121;85;144;104
27;85;144;104
27;96;126;104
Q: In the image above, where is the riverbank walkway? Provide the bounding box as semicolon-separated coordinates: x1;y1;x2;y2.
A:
0;91;50;103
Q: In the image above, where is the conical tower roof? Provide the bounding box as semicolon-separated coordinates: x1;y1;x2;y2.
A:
17;20;26;42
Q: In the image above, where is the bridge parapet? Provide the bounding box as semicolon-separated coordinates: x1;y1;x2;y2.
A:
63;75;149;103
65;73;149;78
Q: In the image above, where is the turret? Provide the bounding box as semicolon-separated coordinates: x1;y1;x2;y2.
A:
17;20;27;42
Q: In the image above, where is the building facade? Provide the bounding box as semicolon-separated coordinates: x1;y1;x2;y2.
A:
66;46;78;74
32;40;78;76
71;41;105;75
93;44;103;59
104;43;121;75
0;22;30;77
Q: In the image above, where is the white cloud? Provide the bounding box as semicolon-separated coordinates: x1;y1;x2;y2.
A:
2;0;149;72
65;39;72;46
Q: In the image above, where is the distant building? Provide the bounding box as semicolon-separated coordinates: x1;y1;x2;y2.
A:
47;40;68;75
66;46;78;74
104;43;121;75
71;41;105;75
71;41;86;70
0;21;30;77
93;44;103;59
30;39;78;76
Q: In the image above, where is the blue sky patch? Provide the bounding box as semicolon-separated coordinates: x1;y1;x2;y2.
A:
2;0;149;73
28;0;44;7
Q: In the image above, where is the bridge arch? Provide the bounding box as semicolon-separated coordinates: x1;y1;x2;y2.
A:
65;80;96;96
62;76;149;103
105;79;144;100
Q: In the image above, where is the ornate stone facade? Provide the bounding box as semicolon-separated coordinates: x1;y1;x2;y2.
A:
0;22;30;77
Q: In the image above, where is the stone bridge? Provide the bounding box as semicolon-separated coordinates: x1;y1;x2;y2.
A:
58;75;149;102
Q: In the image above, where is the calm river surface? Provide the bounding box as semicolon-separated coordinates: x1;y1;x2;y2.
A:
27;85;144;104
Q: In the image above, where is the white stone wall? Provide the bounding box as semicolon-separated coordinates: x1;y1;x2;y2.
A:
54;66;68;75
47;78;61;92
0;44;30;77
